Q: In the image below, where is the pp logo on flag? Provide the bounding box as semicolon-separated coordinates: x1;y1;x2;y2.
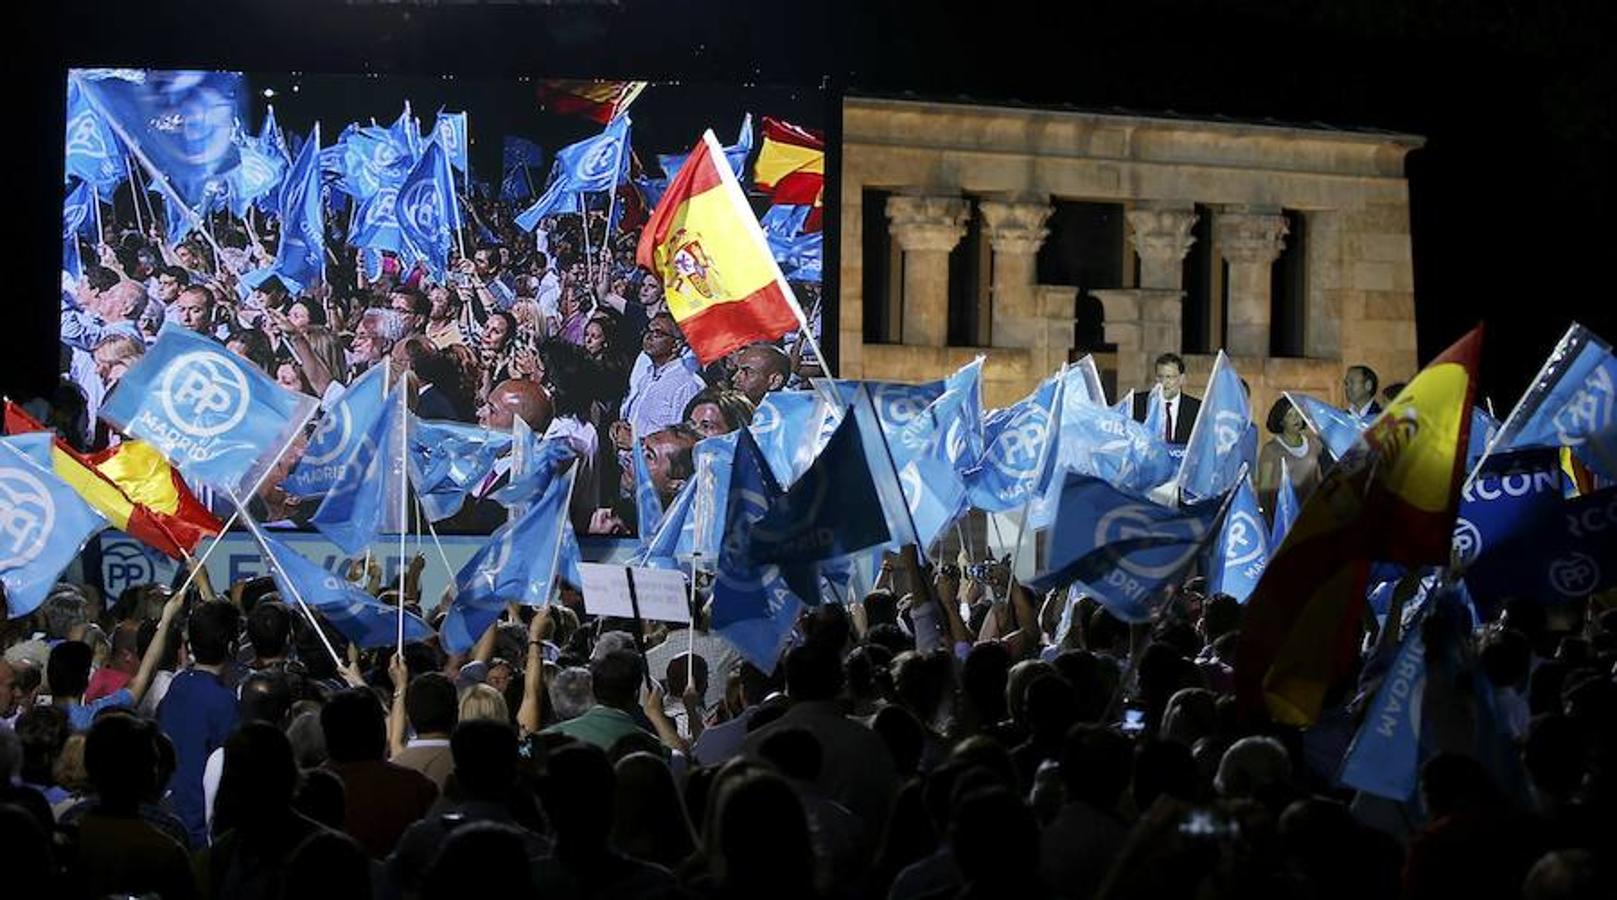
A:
576;139;619;182
65;112;112;162
363;187;400;230
1451;517;1482;567
873;387;931;431
63;200;89;239
899;463;924;514
1223;511;1266;568
750;402;780;437
159;351;251;438
437;120;459;154
1213;411;1245;456
0;468;55;570
989;408;1048;479
1094;505;1206;580
1549;552;1601;598
1553;365;1614;447
400;180;443;236
301;406;354;467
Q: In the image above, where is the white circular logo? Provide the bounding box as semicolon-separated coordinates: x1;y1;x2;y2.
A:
1093;504;1206;580
363;186;399;229
237;151;277;193
300;405;353;467
65;111;111;161
0;467;56;570
577;138;619;181
158;351;252;438
400;180;442;236
989;405;1048;479
750;401;781;437
1223;510;1266;568
1451;518;1482;567
63;199;89;239
1212;410;1245;456
873;385;930;430
101;542;156;595
899;462;924;514
437;119;459;153
1548;552;1601;598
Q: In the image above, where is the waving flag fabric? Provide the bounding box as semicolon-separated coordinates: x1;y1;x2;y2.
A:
537;80;646;124
224;135;286;219
271;122;324;293
712;429;802;672
432;110;469;174
100;322;317;493
0;435;109;619
1492;323;1617;480
1287;393;1365;461
1207;480;1269;603
396;140;458;282
1270;457;1301;547
1176;351;1252;503
660;114;752;183
244;523;431;649
638;130;806;365
513;117;630;232
1238;327;1482;727
407;418;511;522
753;116;824;207
64;78;125;191
310;383;406;556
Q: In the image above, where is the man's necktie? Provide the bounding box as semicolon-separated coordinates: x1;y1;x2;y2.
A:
1164;401;1174;443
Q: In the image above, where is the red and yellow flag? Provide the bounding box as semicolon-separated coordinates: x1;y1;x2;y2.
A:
637;130;806;365
4;402;221;560
1235;327;1482;726
754;116;825;213
536;80;647;125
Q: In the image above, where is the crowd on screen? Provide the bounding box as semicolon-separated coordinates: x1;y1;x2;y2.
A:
52;195;822;536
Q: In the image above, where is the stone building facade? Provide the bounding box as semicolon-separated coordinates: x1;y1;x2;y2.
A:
837;96;1424;423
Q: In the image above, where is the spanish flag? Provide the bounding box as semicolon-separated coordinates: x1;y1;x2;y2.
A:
4;402;221;560
536;80;646;125
1236;327;1482;726
637;130;807;365
753;116;825;210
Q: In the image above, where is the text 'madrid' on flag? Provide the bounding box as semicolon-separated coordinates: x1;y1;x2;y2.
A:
0;434;109;619
283;364;389;499
100;322;318;494
637;130;807;365
1236;326;1482;727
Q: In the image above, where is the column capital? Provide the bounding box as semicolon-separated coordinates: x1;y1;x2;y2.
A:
1215;207;1289;265
886;195;969;253
980;198;1052;256
1126;204;1198;266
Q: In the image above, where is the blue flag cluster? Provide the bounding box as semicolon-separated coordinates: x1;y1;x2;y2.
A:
711;430;804;672
515;117;631;232
252;528;432;649
100;322;317;493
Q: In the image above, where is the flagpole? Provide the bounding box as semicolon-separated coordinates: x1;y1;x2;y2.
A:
544;468;579;608
226;489;347;673
90;186;105;247
397;379;409;656
168;400;320;602
124;154;145;234
856;386;930;566
417;495;458;601
1462;323;1576;494
602;121;628;251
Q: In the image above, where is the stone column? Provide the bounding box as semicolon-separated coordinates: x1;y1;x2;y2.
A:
885;194;968;347
1126;205;1198;290
980;197;1052;350
1216;207;1289;356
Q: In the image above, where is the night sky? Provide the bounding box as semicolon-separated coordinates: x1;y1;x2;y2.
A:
17;0;1614;410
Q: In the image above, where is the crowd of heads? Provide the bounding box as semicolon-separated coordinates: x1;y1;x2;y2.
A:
2;546;1614;899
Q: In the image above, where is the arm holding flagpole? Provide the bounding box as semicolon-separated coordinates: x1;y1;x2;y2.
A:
517;604;551;736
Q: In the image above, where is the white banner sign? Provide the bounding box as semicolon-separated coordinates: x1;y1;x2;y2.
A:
578;563;691;624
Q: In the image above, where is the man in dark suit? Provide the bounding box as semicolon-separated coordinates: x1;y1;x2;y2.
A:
1344;364;1383;422
1133;352;1201;444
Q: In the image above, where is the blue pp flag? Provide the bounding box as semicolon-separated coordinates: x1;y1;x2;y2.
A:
768;229;823;284
322;126;412;201
712;429;803;672
408;418;511;522
74;69;245;212
396;140;458;282
431;110;469;174
1111;390;1134;416
258;104;290;164
311;384;407;556
64;78;125;191
681;433;739;559
1286;392;1364;461
100;322;317;492
272;122;325;293
249;527;431;649
750;390;833;487
553;115;632;194
350;184;405;253
1176;351;1252;503
389;102;423;160
1142;385;1166;438
500;136;543;203
1207;480;1269;603
1493;324;1617;480
660;113;751;183
1048;393;1177;500
1270;457;1301;547
225;133;286;219
760;204;810;238
442;469;576;653
283;366;389;498
633;429;666;539
1027;474;1228;622
487;435;577;510
0;435;109;619
1338;601;1429;800
750;411;893;565
513;176;585;233
967;375;1059;513
63;180;96;242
